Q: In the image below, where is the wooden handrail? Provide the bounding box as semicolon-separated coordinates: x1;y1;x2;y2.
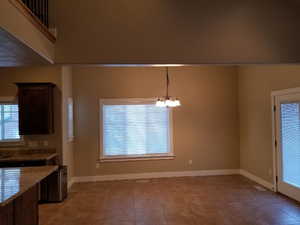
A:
9;0;56;43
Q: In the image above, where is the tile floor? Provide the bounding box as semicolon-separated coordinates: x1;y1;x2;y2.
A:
39;175;300;225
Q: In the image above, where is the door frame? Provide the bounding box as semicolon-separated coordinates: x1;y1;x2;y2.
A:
271;87;300;193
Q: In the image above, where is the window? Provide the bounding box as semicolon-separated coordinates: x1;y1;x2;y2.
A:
100;99;174;161
67;97;74;142
0;103;21;142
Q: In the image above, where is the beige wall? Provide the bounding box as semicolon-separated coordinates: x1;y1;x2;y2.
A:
238;65;300;183
0;0;54;62
0;66;62;159
3;65;300;183
61;66;75;180
4;64;300;184
55;0;300;64
72;66;240;177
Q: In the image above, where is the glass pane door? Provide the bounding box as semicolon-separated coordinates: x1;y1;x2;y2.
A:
280;103;300;188
276;92;300;202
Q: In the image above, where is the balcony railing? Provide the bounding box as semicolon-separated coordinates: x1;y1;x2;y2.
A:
21;0;49;28
9;0;55;42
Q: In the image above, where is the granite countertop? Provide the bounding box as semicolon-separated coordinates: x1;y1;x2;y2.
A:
0;153;57;162
0;166;58;206
0;149;57;163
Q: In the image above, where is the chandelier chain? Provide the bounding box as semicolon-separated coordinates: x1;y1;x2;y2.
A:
166;67;169;98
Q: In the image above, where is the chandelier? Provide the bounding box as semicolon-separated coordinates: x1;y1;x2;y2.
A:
156;67;181;107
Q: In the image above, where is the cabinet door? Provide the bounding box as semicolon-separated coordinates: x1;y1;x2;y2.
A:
17;84;54;135
0;203;14;225
14;185;39;225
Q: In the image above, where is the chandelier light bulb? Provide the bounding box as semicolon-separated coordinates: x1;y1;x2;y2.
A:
155;99;161;107
174;99;181;106
170;100;177;107
156;99;166;107
165;99;172;107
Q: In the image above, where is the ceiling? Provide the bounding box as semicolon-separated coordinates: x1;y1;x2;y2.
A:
0;28;50;67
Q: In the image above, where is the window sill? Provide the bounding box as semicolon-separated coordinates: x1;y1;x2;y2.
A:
99;155;175;163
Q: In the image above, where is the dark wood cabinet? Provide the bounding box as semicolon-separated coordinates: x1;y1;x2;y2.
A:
0;203;13;225
16;83;55;135
14;185;39;225
40;166;68;203
0;185;39;225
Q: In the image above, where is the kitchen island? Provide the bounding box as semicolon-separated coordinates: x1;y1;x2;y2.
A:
0;166;58;225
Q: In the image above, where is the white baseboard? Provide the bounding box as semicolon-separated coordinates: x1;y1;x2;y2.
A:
239;169;274;190
71;169;274;192
73;169;240;183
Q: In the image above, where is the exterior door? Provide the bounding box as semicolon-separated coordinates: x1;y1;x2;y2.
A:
275;93;300;202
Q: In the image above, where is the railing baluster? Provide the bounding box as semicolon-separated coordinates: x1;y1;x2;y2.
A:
44;0;47;26
45;0;48;27
33;0;36;16
36;0;38;17
39;0;41;21
44;0;46;26
37;0;40;20
28;0;31;13
18;0;49;28
41;0;44;25
43;0;45;25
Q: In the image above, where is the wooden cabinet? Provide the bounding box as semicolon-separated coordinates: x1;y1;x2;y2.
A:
14;185;39;225
40;166;68;202
16;83;55;135
0;203;13;225
0;185;39;225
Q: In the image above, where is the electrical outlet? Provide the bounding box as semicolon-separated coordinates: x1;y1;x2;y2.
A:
188;160;193;165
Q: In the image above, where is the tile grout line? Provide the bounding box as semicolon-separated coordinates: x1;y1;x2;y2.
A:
188;200;199;225
133;183;137;225
161;193;168;225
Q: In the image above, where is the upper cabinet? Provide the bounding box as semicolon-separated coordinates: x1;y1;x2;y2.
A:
16;83;55;135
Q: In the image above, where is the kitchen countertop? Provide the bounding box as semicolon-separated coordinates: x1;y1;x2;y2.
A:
0;166;58;206
0;149;57;163
0;153;57;162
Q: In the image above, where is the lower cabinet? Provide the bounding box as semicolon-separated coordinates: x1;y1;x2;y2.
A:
14;185;39;225
0;203;13;225
40;166;68;203
0;184;39;225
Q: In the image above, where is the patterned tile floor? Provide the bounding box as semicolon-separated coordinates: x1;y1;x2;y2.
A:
40;175;300;225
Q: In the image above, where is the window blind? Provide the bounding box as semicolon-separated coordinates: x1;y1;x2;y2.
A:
102;103;171;157
281;103;300;188
0;104;20;141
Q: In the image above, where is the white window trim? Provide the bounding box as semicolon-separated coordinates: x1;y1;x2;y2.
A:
0;96;24;146
98;98;175;162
